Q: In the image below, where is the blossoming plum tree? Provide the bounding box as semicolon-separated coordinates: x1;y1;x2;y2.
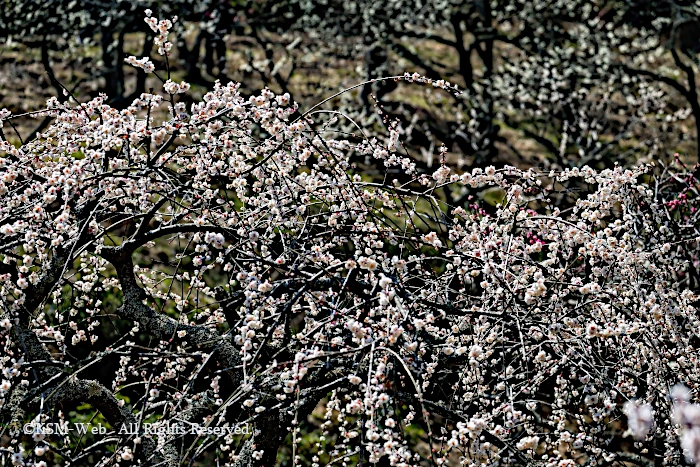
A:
1;10;700;467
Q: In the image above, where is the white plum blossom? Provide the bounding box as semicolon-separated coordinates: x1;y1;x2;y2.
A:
124;56;155;73
623;401;654;440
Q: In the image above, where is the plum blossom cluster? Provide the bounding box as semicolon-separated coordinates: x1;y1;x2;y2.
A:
123;56;155;74
124;12;177;73
144;10;176;55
